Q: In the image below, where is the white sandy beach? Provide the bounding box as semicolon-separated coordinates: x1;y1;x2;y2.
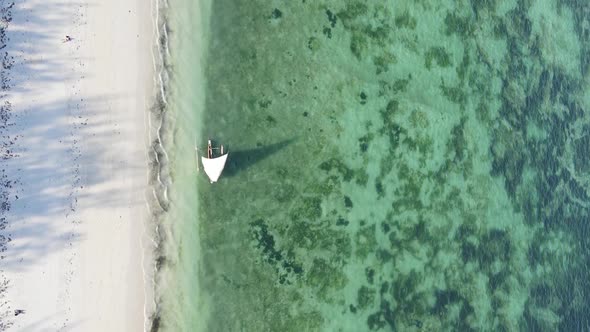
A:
1;0;154;331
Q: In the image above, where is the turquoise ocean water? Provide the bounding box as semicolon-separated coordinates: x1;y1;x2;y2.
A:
151;0;590;331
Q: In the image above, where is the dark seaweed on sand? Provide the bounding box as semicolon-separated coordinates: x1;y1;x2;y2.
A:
0;2;15;330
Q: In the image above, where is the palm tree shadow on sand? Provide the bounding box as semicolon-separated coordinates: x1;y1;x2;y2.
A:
223;138;295;177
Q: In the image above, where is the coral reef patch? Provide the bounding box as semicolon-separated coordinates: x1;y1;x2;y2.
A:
188;0;590;330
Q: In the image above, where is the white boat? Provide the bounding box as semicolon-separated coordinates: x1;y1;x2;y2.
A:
196;139;228;183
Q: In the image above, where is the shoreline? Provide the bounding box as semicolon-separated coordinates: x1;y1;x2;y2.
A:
146;0;213;329
1;0;156;330
146;0;174;329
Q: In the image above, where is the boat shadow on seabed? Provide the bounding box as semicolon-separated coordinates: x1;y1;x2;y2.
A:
222;138;295;177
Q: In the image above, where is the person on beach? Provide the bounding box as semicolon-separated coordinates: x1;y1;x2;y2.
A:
63;35;73;43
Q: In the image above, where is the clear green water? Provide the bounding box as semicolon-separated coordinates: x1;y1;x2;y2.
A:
154;0;590;331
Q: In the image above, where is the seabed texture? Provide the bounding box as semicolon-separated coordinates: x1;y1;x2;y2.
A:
156;0;590;331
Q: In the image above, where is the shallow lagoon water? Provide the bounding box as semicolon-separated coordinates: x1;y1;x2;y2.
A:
155;0;590;331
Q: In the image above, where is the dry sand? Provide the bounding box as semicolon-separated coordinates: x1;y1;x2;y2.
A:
1;0;154;330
